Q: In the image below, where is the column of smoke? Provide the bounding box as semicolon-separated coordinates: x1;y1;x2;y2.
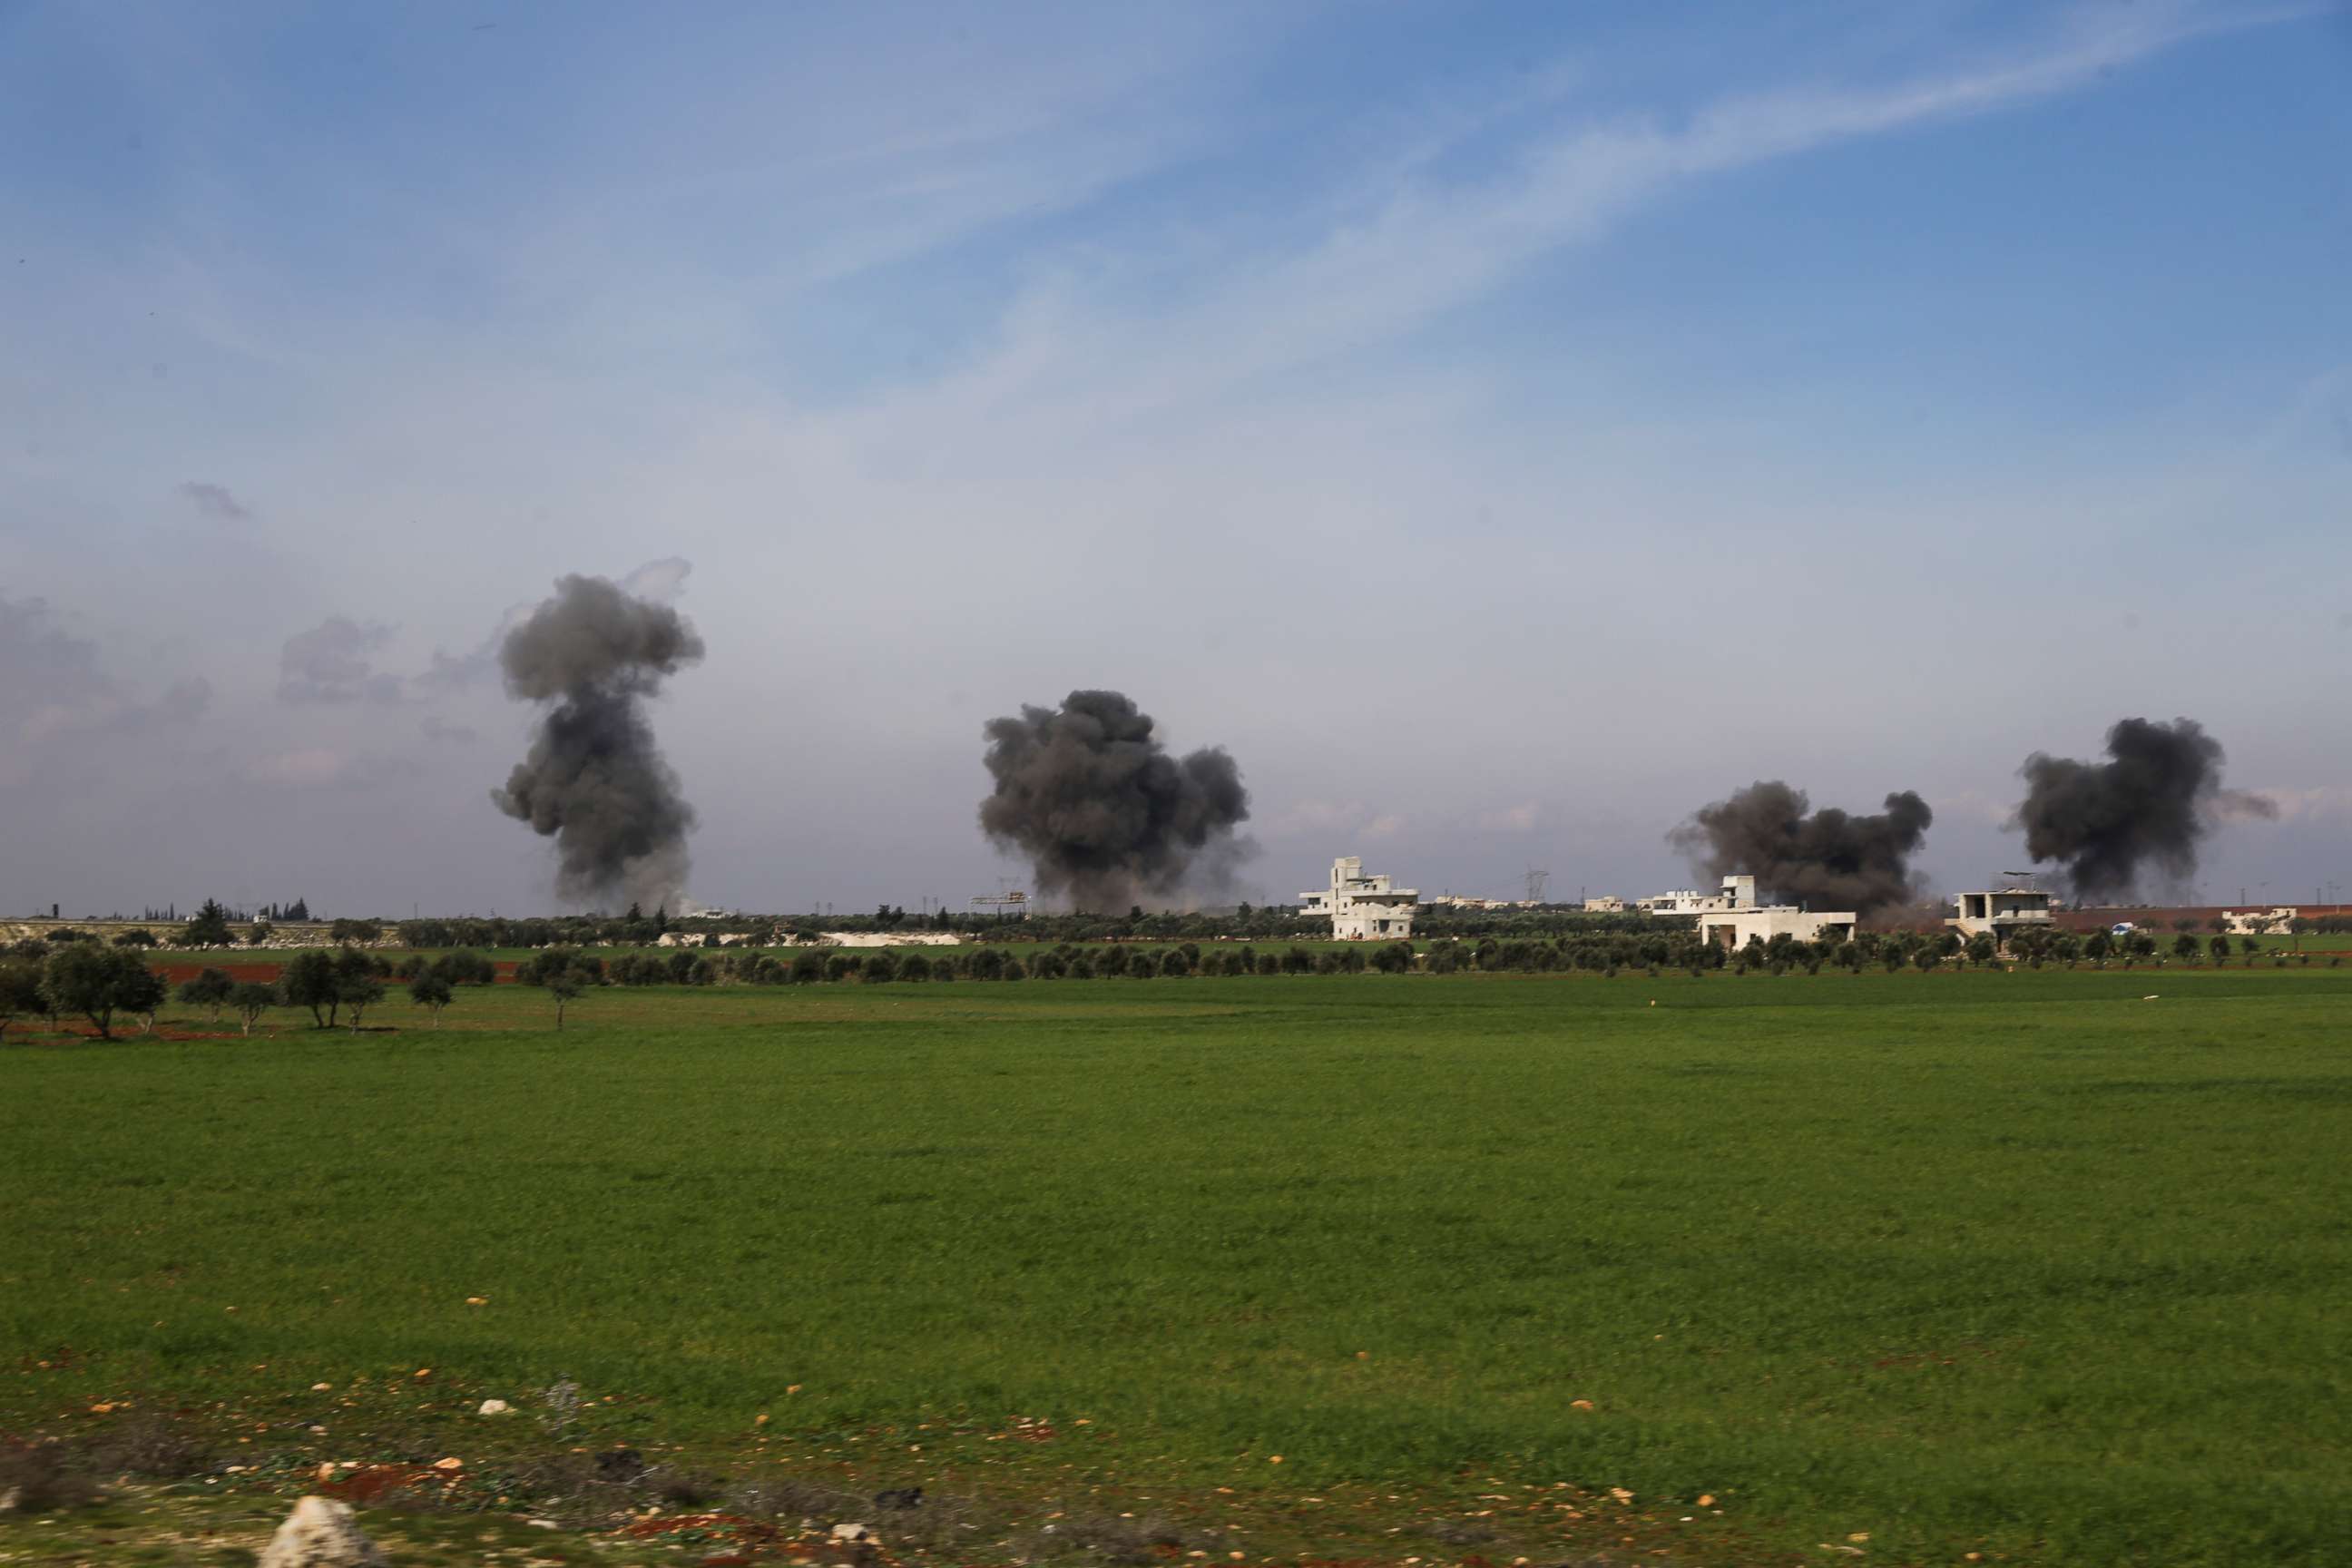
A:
2013;717;2273;899
491;574;705;911
1670;781;1933;916
979;689;1252;911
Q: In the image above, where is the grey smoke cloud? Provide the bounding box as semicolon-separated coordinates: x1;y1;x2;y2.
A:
978;689;1251;911
491;572;706;911
2012;716;2275;898
1670;781;1933;916
276;615;404;704
176;481;253;523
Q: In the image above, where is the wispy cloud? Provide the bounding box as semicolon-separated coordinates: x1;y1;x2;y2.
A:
909;2;2302;425
276;615;404;705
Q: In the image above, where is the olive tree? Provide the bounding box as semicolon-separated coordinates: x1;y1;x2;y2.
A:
41;944;163;1040
177;967;236;1021
408;971;454;1026
230;982;277;1037
0;957;48;1041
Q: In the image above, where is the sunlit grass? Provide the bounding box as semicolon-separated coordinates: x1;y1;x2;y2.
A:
5;968;2347;1563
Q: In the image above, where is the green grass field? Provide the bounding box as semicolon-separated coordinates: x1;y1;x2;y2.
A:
5;969;2347;1565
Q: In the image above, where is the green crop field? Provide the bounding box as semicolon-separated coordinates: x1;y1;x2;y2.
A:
5;969;2347;1565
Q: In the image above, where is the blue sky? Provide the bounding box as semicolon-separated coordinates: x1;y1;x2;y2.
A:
3;0;2347;916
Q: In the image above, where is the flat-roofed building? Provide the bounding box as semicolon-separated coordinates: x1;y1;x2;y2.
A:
1947;886;2058;942
1302;856;1419;941
1636;874;1854;950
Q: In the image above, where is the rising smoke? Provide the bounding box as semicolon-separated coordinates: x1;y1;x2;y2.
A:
979;690;1251;910
491;573;705;911
1670;781;1933;916
2012;717;2273;899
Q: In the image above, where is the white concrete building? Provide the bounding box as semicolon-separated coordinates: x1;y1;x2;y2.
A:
1637;874;1853;951
2221;906;2297;935
1582;896;1627;913
1946;886;2059;942
1302;857;1419;941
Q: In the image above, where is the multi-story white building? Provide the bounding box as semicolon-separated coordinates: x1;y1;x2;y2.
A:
1636;874;1854;950
1302;857;1419;941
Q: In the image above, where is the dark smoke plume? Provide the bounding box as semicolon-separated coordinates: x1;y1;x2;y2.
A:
1670;782;1933;916
2012;717;2273;899
979;690;1251;910
492;573;704;910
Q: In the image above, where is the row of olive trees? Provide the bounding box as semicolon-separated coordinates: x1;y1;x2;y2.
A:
0;945;170;1040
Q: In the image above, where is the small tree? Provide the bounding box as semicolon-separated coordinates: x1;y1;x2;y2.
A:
279;950;343;1028
245;920;274;947
546;974;583;1029
127;964;167;1034
177;967;236;1020
338;968;386;1032
0;957;48;1041
328;917;383;947
1965;934;1998;968
113;928;158;948
408;971;454;1026
229;981;276;1036
519;948;593;1028
41;944;162;1040
2209;934;2231;966
2172;933;2201;965
182;898;234;948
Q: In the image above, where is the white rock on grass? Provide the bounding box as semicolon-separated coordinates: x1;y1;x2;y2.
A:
478;1398;514;1416
257;1496;387;1568
831;1522;870;1542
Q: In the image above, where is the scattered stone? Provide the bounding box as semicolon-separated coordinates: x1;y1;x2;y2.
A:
257;1495;387;1568
478;1399;514;1416
527;1519;560;1530
433;1456;463;1471
831;1522;869;1542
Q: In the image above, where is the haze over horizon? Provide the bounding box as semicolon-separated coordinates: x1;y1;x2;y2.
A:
5;1;2347;917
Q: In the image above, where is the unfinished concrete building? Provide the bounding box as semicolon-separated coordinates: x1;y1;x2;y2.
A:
1302;856;1419;941
1946;884;2059;943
